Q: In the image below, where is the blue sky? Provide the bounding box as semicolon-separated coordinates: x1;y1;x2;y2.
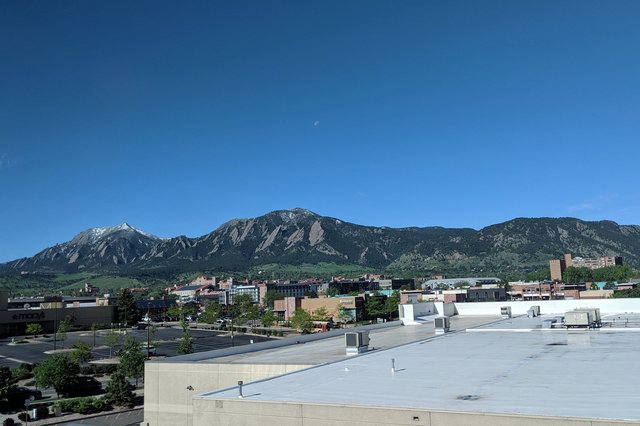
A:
1;1;639;263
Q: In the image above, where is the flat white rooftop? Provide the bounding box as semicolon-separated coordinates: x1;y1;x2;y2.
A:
201;314;640;421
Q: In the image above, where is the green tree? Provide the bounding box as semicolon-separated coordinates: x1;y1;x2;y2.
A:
453;281;470;289
104;329;122;358
0;366;17;401
260;310;277;328
337;303;352;323
263;290;286;308
117;288;140;327
167;305;181;319
435;283;449;290
563;266;593;283
603;282;617;290
385;291;401;319
611;287;640;298
70;341;93;364
56;314;75;347
25;323;43;337
119;336;145;386
104;369;136;408
590;283;599;290
177;319;194;355
200;302;222;324
33;354;79;398
245;304;261;324
289;308;313;333
325;287;340;297
181;302;199;318
312;307;330;321
366;296;386;319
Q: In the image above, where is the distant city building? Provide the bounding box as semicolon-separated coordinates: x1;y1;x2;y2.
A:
80;283;99;294
550;253;623;282
219;285;259;305
421;277;500;290
171;284;217;301
378;278;415;290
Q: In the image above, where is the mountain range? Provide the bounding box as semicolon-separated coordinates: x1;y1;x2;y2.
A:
2;208;639;276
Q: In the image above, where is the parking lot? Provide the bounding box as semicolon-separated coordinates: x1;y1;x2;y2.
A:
0;325;272;368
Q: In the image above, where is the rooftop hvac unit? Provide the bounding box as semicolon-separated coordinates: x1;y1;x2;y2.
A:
571;308;602;328
345;331;370;355
541;318;558;329
564;310;591;328
500;306;512;319
529;305;541;315
434;317;450;335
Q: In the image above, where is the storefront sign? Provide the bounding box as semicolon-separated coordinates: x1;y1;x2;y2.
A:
12;312;45;321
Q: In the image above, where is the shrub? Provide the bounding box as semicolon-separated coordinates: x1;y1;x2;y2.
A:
15;340;28;344
79;364;117;376
241;327;247;333
17;413;30;421
3;418;15;426
56;396;108;414
12;362;34;380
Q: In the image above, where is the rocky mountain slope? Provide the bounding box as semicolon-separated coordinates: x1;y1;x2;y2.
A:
2;209;639;275
2;223;162;273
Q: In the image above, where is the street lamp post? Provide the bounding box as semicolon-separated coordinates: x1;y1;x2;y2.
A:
53;300;58;351
146;302;151;359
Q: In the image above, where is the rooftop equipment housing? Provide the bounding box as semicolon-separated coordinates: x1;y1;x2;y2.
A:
564;308;601;328
345;331;370;355
434;317;450;335
501;306;512;319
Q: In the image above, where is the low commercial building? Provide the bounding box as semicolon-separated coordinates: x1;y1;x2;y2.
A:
0;291;116;337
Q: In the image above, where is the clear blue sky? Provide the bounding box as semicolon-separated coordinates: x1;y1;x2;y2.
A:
1;1;639;263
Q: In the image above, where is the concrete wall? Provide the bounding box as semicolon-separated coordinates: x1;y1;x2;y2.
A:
143;362;313;426
400;299;640;324
191;398;640;426
451;299;640;316
400;302;456;324
399;302;437;324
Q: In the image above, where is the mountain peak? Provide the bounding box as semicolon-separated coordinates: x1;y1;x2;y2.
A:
116;222;134;231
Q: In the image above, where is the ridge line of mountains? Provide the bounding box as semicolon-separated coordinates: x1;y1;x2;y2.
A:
2;208;639;276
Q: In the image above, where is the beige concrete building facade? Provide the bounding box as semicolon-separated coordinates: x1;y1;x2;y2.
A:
192;399;640;426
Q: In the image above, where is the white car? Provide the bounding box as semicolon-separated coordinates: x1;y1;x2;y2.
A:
141;345;156;356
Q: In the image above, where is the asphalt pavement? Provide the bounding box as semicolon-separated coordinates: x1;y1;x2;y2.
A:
0;324;272;369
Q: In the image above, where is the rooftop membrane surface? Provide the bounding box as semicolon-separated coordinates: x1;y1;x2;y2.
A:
201;314;640;421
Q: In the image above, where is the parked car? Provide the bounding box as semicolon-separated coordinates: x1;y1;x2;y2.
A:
132;323;148;330
141;345;157;356
59;376;103;398
1;386;43;410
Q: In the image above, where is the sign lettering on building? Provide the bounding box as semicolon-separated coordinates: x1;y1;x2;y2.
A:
12;312;46;321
